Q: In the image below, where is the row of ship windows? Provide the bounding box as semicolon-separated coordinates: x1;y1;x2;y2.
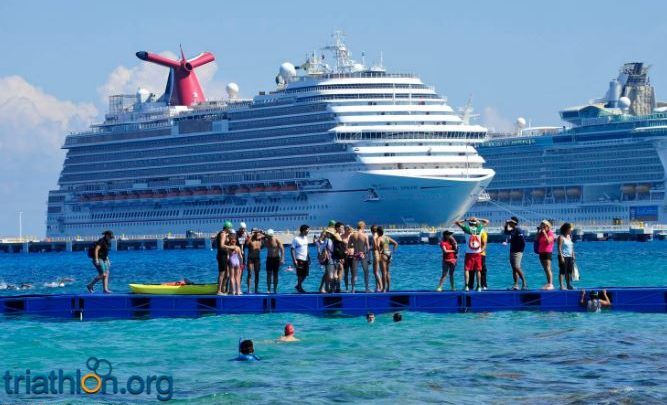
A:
228;103;327;120
60;154;357;183
488;158;662;172
297;94;442;102
228;112;334;131
492;173;663;186
335;131;486;141
90;204;331;220
68;170;314;193
485;147;656;162
555;131;659;144
494;164;664;180
474;206;627;217
282;83;432;94
65;134;334;164
67;123;336;154
63;144;347;174
58;215;313;230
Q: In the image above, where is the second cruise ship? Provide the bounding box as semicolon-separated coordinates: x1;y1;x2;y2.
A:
46;33;494;238
468;62;667;227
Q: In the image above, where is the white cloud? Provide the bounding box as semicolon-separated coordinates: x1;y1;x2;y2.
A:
0;76;98;237
481;106;515;133
97;51;227;103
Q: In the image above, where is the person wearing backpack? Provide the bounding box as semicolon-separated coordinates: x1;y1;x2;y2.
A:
455;217;489;292
317;230;337;293
86;230;114;294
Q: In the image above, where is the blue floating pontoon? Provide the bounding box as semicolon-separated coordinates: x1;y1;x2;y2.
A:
0;288;665;320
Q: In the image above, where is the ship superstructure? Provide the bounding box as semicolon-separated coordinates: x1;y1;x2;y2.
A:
469;63;667;227
46;33;494;238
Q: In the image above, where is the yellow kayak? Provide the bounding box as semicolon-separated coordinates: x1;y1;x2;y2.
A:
129;283;218;295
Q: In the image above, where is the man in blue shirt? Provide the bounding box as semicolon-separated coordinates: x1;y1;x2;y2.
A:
504;217;527;290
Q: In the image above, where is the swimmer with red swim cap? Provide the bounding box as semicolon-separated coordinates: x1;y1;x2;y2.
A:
278;323;299;342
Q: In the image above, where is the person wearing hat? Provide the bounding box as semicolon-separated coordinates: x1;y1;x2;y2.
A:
454;217;489;292
504;216;527;290
86;230;114;294
215;221;235;295
535;220;555;290
263;229;284;294
580;289;611;312
436;230;458;291
278;323;299;342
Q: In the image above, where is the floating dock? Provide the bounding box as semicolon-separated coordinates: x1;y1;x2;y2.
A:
0;288;664;320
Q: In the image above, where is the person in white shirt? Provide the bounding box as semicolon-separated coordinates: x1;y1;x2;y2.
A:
291;224;311;293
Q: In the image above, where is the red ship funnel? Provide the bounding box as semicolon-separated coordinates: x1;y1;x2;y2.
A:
136;48;215;106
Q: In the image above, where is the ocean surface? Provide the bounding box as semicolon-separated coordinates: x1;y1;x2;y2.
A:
0;241;665;403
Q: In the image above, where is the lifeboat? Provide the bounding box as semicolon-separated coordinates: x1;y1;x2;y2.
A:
636;184;651;194
166;190;180;198
238;185;250;193
531;189;545;198
566;187;581;198
510;190;524;200
209;187;223;195
283;183;298;191
621;184;636;194
497;190;510;201
102;194;114;201
193;188;208;196
251;184;265;193
139;191;153;198
178;190;191;197
553;189;566;198
266;184;280;192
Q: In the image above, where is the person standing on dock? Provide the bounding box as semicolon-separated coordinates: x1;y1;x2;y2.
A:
264;229;284;294
291;224;311;293
455;217;489;292
215;221;234;295
341;225;354;292
437;230;457;291
237;222;249;267
86;230;114;294
557;223;576;290
349;221;371;293
247;229;265;294
370;225;383;292
504;217;527;290
467;228;489;291
377;226;398;292
535;220;555;290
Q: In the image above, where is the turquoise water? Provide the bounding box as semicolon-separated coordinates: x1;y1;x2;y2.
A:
0;242;666;403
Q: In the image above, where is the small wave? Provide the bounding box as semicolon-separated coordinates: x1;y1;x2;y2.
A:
43;282;66;288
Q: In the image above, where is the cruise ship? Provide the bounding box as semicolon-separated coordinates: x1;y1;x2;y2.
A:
46;34;494;238
468;62;667;227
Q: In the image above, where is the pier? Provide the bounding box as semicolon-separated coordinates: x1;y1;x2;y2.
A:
0;288;664;320
1;225;665;254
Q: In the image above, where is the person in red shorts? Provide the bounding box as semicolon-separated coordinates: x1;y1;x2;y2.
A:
455;217;489;292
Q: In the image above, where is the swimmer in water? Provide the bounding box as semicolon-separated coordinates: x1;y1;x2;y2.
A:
366;312;375;324
237;339;260;361
278;323;300;342
580;289;611;312
393;312;403;322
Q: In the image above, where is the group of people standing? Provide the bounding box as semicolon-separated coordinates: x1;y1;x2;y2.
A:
437;216;578;292
315;220;398;293
214;221;284;295
213;220;399;295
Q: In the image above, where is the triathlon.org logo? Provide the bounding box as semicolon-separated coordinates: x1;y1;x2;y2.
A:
3;357;173;401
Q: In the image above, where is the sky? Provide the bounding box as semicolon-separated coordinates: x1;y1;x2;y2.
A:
0;0;666;237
